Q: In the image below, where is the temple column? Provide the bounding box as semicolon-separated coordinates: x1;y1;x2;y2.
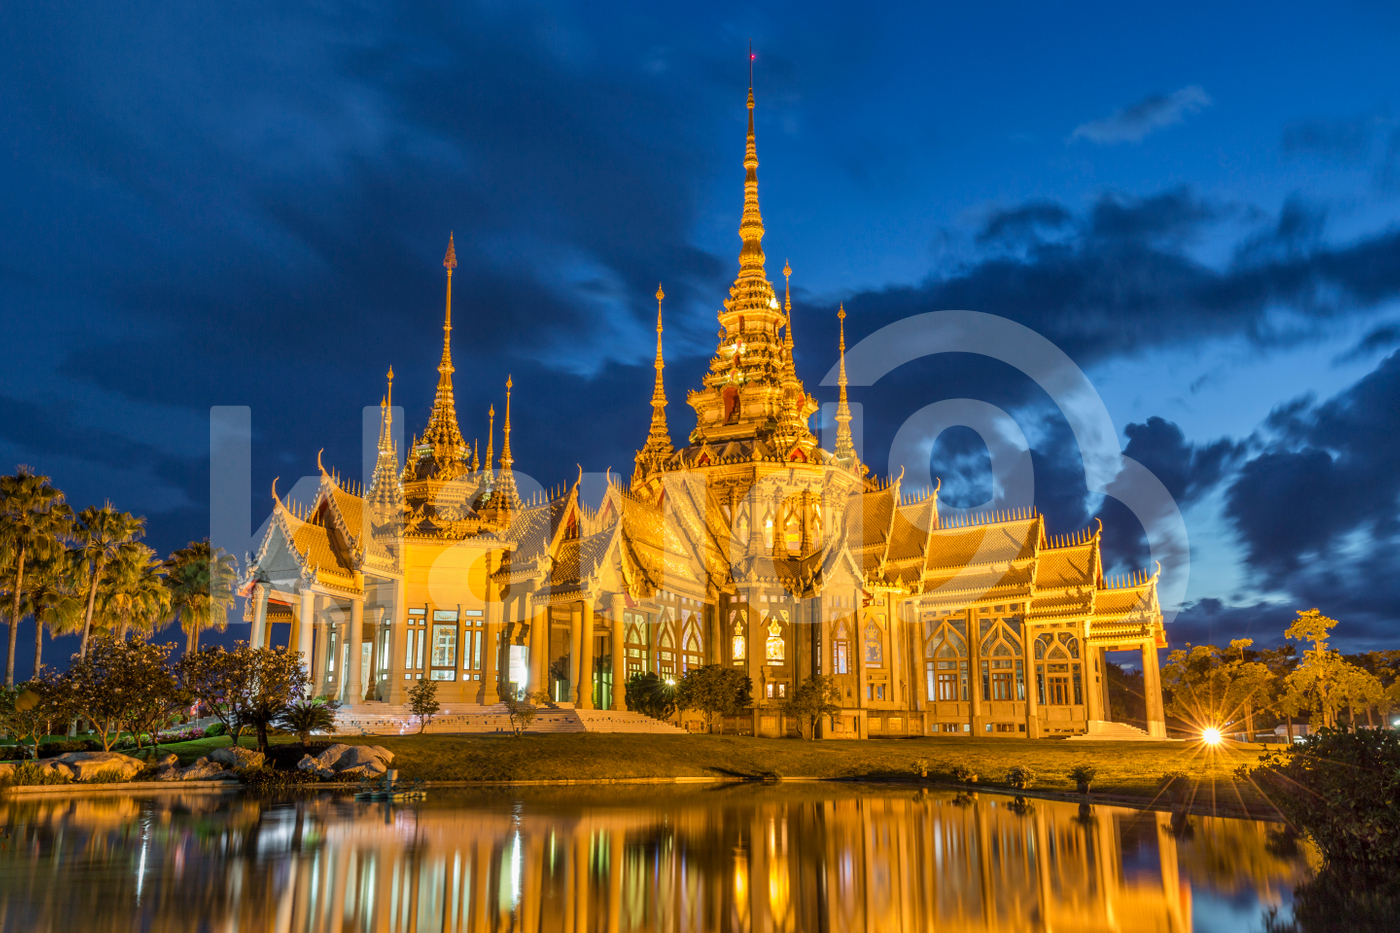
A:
747;592;763;736
889;595;903;710
520;592;539;696
483;552;502;704
610;593;626;711
968;610;983;735
578;600;596;709
1025;632;1041;739
345;597;364;706
569;602;583;706
1085;641;1105;723
249;584;268;650
1099;647;1113;720
311;609;331;697
297;589;316;694
385;577;407;704
1142;637;1167;737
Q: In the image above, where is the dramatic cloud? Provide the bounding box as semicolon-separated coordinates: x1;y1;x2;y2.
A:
1071;85;1212;145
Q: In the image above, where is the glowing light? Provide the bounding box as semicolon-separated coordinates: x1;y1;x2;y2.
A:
1202;727;1223;746
665;677;676;686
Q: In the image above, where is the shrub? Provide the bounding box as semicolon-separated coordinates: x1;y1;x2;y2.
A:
1246;727;1400;880
81;769;127;785
5;762;71;786
241;765;320;788
1006;766;1037;790
276;698;340;744
1069;764;1097;791
37;739;100;758
204;722;228;737
407;680;441;733
951;765;978;784
912;757;931;777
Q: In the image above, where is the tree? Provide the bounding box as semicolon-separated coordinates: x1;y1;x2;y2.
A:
1284;610;1378;730
18;548;82;675
0;677;72;759
781;674;842;739
407;679;441;733
277;697;340;743
95;542;170;641
72;503;146;659
178;644;253;741
625;671;678;721
240;646;311;754
675;664;752;734
61;636;174;751
116;641;189;755
0;467;73;686
163;539;239;653
502;689;548;736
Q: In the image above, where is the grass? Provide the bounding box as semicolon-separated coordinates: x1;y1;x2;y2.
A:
149;732;1271;806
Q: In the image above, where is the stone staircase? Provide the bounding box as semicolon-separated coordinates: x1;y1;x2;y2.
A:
1065;720;1175;742
333;701;685;737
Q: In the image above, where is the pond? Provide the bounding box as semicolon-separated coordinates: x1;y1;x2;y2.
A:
0;785;1313;932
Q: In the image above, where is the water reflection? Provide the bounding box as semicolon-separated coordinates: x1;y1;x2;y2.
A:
0;786;1312;932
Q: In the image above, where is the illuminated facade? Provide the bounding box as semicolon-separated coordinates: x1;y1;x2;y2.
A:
242;87;1169;739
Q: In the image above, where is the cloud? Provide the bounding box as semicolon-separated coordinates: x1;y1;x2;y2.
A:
976;202;1072;246
1071;85;1212;145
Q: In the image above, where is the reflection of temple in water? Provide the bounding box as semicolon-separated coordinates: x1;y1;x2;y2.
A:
0;788;1309;932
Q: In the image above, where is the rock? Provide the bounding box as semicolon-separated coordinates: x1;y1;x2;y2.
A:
154;765;182;782
34;761;74;779
48;751;145;781
298;743;395;779
0;762;15;780
155;753;178;769
208;746;265;771
178;757;227;781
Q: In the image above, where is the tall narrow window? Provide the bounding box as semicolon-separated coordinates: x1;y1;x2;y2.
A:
834;641;849;675
765;617;785;663
863;619;883;666
731;610;747;662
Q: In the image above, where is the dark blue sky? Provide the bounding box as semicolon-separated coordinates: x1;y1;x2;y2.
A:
4;2;1400;660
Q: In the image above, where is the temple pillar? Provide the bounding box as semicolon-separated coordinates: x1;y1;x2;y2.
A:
345;597;364;706
579;600;596;708
610;593;626;711
968;610;983;735
521;592;540;696
569;602;584;706
384;577;407;704
747;592;764;736
1085;642;1105;723
1142;637;1167;737
483;552;502;704
1025;631;1041;739
1099;647;1113;720
297;589;316;693
249;584;268;650
311;609;331;697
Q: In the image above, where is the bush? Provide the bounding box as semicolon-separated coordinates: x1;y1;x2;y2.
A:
37;739;100;758
1069;764;1097;791
1246;727;1400;880
81;769;127;785
1006;766;1037;790
203;722;228;737
951;765;978;784
4;762;71;786
277;698;340;743
240;765;320;788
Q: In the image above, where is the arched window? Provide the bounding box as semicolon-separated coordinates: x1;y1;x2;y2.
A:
734;506;750;546
765;617;785;663
763;509;774;550
832;620;850;675
730;608;747;662
864;618;884;666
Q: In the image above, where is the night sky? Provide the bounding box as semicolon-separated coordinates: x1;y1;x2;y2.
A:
4;3;1400;665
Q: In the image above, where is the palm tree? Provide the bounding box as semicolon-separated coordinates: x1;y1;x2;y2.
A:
0;467;73;686
164;540;239;652
73;503;146;658
96;542;170;640
22;548;83;674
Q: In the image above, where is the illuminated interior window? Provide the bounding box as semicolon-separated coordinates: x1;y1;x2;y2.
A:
765;618;785;663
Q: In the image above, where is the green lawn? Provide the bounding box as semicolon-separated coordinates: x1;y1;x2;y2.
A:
157;732;1267;803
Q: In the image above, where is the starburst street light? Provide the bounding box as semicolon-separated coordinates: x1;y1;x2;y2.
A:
1202;727;1223;746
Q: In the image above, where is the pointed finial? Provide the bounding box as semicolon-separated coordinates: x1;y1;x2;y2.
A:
386;366;394;409
834;303;857;467
444;232;457;270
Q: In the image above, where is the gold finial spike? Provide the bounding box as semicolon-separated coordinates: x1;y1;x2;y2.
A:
485;404;495;482
640;282;672;464
387;366;394;408
834;303;856;465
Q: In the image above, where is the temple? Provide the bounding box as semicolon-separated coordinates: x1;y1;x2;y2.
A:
242;86;1169;739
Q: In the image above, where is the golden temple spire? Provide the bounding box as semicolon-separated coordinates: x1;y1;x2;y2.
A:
368;366;403;510
471;439;479;474
637;284;673;475
484;405;495;486
494;375;519;507
834;304;858;467
422;233;468;463
782;260;794;353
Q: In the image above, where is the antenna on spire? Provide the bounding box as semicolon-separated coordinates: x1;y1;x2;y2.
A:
749;39;754;90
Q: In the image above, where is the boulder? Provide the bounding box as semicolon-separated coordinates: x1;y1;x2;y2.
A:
0;762;15;780
33;760;74;780
153;764;182;782
208;746;265;771
298;743;394;778
48;751;144;782
179;757;228;781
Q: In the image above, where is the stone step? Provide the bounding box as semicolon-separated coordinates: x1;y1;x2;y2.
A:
1065;720;1172;742
330;703;684;736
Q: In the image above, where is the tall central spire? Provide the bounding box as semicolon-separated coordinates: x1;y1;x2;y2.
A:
833;304;859;469
422;233;468;463
493;374;519;509
737;84;766;284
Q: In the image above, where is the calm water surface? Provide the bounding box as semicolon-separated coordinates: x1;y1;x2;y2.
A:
0;785;1312;932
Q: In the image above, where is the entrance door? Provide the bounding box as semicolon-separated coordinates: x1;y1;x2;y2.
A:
508;645;530;697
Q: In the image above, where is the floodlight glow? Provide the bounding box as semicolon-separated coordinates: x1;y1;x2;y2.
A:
1202;727;1223;746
